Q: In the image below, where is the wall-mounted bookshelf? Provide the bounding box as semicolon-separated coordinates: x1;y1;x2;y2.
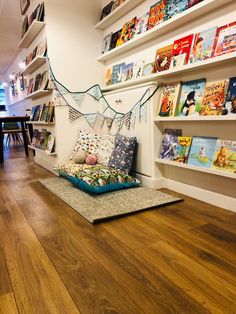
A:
18;20;46;49
26;121;55;125
25;89;52;100
23;56;47;75
97;0;233;63
156;158;236;180
154;115;236;122
95;0;143;30
28;145;57;156
102;52;236;91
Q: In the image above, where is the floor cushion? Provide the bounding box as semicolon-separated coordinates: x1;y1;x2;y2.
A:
54;162;140;194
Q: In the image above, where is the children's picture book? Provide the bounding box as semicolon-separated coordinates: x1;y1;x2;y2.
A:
177;79;206;116
40;104;49;122
153;44;172;72
187;0;203;8
46;135;55;154
111;0;120;11
159;128;182;160
225;77;236;114
133;12;149;37
33;73;42;91
109;29;122;50
169;53;186;69
172;34;194;64
188;137;217;168
199;80;227;115
142;62;154;76
147;0;166;30
100;1;114;20
122;63;133;81
164;0;188;20
31;129;39;146
173;136;192;163
30;106;37;121
212;22;236;57
133;59;145;79
33;105;41;121
46;103;54;122
189;27;217;63
27;78;34;94
211;140;236;173
105;67;113;85
158;82;181;117
116;17;136;46
102;33;112;54
112;63;125;84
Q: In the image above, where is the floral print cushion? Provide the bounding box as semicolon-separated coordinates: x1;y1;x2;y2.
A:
97;134;116;166
108;134;137;174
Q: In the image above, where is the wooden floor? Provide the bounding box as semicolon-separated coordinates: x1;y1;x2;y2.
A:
0;145;236;314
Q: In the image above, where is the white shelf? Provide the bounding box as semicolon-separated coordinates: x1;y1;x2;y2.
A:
26;121;55;125
97;0;233;63
25;89;52;100
95;0;143;30
102;52;236;91
28;145;57;156
156;158;236;179
154;115;236;122
23;56;47;75
18;20;46;49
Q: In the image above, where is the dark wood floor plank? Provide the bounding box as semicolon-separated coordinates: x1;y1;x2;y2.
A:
0;249;12;296
0;293;18;314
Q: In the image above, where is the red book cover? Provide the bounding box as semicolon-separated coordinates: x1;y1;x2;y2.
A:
212;22;236;57
172;34;194;64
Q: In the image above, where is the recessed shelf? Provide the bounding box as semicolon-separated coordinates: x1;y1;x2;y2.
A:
97;0;233;63
95;0;143;30
155;158;236;179
28;145;57;156
18;20;46;49
154;115;236;122
23;56;47;75
25;89;52;100
26;121;55;125
102;52;236;91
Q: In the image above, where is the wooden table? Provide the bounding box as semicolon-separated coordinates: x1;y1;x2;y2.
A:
0;116;33;163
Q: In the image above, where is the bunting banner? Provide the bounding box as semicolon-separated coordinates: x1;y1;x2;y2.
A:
69;106;82;122
85;114;97;128
71;93;85;106
88;85;103;101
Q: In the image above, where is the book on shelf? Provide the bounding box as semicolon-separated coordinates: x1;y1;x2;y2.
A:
142;62;154;76
31;129;39;146
158;82;181;117
133;59;146;79
225;77;236;114
176;79;206;116
32;105;41;121
40;71;49;90
116;17;137;46
21;15;28;38
40;104;49;122
122;63;134;82
189;27;217;63
164;0;188;21
105;67;113;85
171;34;194;65
187;136;217;168
159;128;182;160
211;140;236;173
102;33;112;54
169;53;186;69
199;80;227;116
33;73;42;91
111;0;120;11
153;44;172;72
173;136;192;163
100;1;114;20
212;22;236;57
36;39;47;57
46;103;54;122
45;135;55;154
147;0;166;30
112;63;125;84
28;78;34;94
133;12;149;37
187;0;203;8
109;29;122;50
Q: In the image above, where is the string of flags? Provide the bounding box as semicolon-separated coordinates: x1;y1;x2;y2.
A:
47;58;159;130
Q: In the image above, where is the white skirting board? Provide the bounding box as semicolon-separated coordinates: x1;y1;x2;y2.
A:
136;174;165;189
165;178;236;213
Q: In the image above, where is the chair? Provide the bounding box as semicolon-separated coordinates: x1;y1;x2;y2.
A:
3;122;29;146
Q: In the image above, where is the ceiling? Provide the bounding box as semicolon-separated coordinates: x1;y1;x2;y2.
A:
0;0;22;76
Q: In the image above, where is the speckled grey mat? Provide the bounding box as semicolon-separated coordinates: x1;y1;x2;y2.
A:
39;177;182;224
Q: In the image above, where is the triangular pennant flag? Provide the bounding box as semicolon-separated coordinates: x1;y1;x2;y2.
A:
88;85;102;101
69;106;82;122
85;114;97;128
105;117;113;129
99;97;108;114
54;81;68;96
123;112;131;130
104;107;116;119
71;93;85;106
96;114;105;128
140;103;148;123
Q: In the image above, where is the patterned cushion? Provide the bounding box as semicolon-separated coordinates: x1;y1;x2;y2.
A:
54;162;140;194
97;134;116;166
70;130;102;160
108;134;137;174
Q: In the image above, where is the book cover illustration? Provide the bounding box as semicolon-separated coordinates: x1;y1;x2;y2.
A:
165;0;188;20
212;22;236;57
172;34;194;64
211;140;236;173
31;129;39;146
169;53;186;69
189;27;217;63
122;63;133;81
158;82;181;117
133;12;149;37
142;62;154;76
147;0;166;30
102;33;112;54
133;59;145;79
112;63;125;84
153;44;172;72
225;77;236;114
111;0;120;11
188;0;203;8
173;136;192;163
177;79;206;116
116;17;136;46
199;80;227;115
46;135;55;154
100;1;114;20
109;29;122;50
105;67;113;85
159;128;182;160
188;137;217;168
